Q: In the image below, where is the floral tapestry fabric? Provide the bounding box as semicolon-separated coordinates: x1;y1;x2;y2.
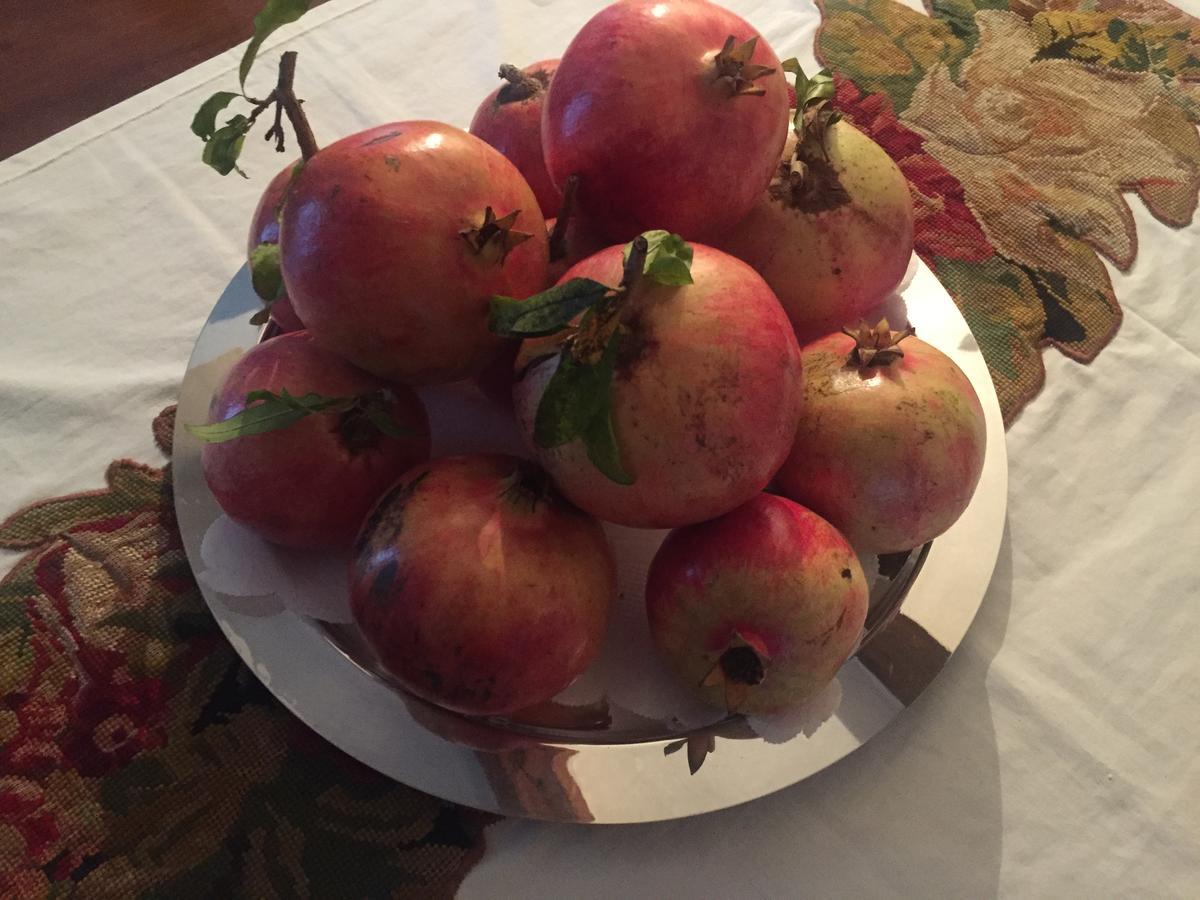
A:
818;0;1200;421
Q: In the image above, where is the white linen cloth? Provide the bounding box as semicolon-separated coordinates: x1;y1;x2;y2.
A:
1;0;1197;895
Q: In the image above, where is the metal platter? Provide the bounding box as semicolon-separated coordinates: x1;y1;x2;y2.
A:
173;259;1007;823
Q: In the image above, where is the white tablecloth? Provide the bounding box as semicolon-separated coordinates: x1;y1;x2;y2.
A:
2;0;1198;895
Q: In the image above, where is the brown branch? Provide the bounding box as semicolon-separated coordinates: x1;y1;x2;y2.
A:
548;173;580;262
275;50;318;160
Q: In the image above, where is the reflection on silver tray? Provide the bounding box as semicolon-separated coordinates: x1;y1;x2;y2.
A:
174;261;1007;823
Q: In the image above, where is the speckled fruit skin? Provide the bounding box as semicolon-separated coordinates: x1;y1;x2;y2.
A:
349;455;616;716
470;60;562;219
513;244;804;528
718;123;914;340
646;493;868;716
542;0;790;244
247;160;304;333
280;122;549;384
775;331;986;553
201;331;431;549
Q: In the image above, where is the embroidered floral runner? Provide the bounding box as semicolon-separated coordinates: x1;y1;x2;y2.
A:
818;0;1200;420
3;0;1200;895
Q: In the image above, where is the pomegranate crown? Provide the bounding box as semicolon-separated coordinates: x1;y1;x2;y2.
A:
494;63;551;106
843;319;915;367
488;230;695;485
714;36;776;97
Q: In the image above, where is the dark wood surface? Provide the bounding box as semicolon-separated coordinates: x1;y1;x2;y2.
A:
0;0;328;161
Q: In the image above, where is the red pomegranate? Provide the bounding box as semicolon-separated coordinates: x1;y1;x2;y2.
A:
718;66;913;339
646;493;868;716
349;455;616;715
542;0;790;243
280;121;549;384
513;242;804;528
198;331;430;549
775;321;986;553
469;60;562;219
247;160;304;333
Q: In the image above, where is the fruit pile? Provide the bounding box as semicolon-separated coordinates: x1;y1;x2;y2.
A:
189;0;986;723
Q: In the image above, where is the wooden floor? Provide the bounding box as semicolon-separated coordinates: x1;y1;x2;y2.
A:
0;0;328;160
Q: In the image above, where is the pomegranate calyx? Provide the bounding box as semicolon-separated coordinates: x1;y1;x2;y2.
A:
567;233;649;365
770;61;849;212
843;319;915;367
336;388;415;455
461;206;533;265
701;632;770;713
714;35;776;97
499;459;553;511
495;63;550;105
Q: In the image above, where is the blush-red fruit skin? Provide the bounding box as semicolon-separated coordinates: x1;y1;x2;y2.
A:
280;122;549;385
513;243;804;528
470;60;562;219
349;455;616;716
542;0;790;244
775;331;986;553
201;331;431;549
248;160;305;333
646;493;868;716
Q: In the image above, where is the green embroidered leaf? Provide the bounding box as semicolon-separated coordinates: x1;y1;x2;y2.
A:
186;389;343;442
191;91;240;141
240;0;311;89
201;115;252;177
533;329;631;485
249;242;284;303
489;278;610;337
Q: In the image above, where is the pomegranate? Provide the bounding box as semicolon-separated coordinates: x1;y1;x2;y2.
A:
775;321;986;553
718;65;914;339
646;493;868;716
247;160;304;332
511;238;804;528
280;121;549;384
349;454;616;715
195;331;430;549
469;60;562;218
542;0;790;243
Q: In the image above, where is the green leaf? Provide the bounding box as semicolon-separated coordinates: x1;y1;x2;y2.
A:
249;242;283;302
363;405;411;438
780;59;837;135
201;115;252;177
240;0;311;89
191;91;240;140
490;278;610;337
355;390;416;439
643;231;694;285
533;329;632;485
621;230;694;286
185;388;344;442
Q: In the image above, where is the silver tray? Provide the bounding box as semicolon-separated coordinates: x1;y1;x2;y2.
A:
173;259;1007;823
